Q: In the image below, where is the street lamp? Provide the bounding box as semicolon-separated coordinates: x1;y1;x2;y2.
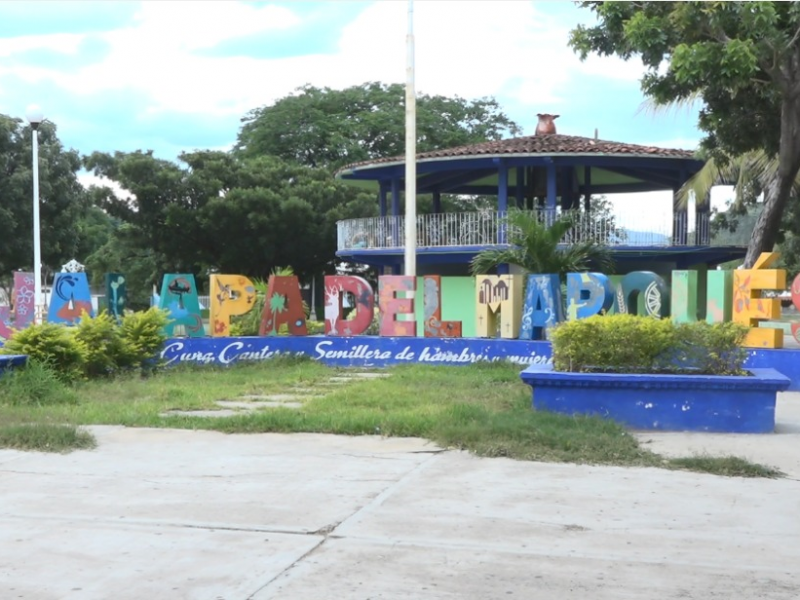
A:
26;104;44;324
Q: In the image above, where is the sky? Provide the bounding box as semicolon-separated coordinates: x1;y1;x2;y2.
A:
0;0;729;227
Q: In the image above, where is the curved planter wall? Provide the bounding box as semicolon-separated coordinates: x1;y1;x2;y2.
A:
520;365;791;433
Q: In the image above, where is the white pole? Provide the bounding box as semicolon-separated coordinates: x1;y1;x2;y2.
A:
31;128;44;324
404;0;417;277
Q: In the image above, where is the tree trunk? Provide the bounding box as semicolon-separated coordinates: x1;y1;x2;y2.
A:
744;96;800;267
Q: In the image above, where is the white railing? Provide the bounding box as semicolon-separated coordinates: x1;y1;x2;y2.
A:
337;210;713;251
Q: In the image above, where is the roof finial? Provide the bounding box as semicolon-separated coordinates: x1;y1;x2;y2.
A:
594;128;599;140
535;113;559;135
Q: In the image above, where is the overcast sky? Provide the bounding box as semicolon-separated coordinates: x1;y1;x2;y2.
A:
0;1;727;227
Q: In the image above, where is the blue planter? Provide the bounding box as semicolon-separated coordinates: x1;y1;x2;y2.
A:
0;354;27;374
520;364;790;433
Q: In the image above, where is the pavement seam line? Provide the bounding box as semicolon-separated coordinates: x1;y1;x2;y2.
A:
243;451;449;599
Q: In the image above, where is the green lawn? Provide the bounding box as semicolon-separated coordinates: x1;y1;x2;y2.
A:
0;357;783;478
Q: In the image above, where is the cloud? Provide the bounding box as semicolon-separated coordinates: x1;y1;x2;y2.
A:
0;0;700;161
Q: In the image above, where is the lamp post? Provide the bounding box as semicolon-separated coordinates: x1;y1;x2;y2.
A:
26;105;44;324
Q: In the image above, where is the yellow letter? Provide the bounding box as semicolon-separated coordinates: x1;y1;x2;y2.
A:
732;252;786;348
209;275;257;337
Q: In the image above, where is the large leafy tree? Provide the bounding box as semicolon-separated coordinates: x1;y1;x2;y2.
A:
83;150;375;285
570;1;800;267
235;82;522;169
0;114;90;284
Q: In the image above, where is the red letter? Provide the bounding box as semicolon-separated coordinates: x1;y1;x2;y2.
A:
259;275;308;336
379;275;416;337
323;276;374;336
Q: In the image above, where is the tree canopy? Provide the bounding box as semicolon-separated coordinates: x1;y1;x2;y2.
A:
83;150;376;287
0;114;91;282
235;82;522;169
570;1;800;266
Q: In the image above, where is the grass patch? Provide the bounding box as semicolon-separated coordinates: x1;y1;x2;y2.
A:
667;455;784;478
0;358;782;476
0;421;96;453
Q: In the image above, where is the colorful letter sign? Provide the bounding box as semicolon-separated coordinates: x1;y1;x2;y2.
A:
158;274;204;337
520;274;563;340
732;252;785;348
48;272;93;325
379;276;416;337
422;275;462;338
106;273;127;321
209;275;256;337
324;275;374;336
565;272;614;320
260;275;308;336
475;275;523;338
0;272;35;339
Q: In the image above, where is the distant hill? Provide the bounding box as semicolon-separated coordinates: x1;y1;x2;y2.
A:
623;230;671;246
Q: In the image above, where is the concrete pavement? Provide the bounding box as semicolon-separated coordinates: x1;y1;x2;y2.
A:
1;395;799;599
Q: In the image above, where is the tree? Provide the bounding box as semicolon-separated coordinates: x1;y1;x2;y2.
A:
0;114;90;286
570;1;800;267
235;82;522;169
470;210;613;277
83;150;376;285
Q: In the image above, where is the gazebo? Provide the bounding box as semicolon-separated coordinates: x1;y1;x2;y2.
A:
334;117;745;275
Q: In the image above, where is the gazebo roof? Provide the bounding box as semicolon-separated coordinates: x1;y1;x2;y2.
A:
335;132;703;196
339;133;695;172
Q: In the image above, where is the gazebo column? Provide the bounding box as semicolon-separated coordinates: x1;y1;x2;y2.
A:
516;167;525;209
432;191;442;214
498;162;508;244
545;160;557;225
672;168;688;245
583;166;592;211
379;181;388;217
698;192;711;245
391;177;401;248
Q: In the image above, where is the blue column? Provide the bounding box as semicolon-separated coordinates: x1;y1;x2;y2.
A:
673;167;688;245
432;191;441;214
546;160;557;225
391;178;400;248
498;162;508;244
379;182;388;217
583;166;592;211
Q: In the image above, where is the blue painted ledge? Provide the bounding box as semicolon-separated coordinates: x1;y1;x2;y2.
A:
520;364;790;433
0;354;27;374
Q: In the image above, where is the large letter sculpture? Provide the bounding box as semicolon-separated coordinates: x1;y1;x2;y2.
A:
0;272;35;339
323;276;374;336
48;272;94;325
670;270;698;323
260;275;308;336
565;272;614;321
520;274;563;340
423;275;462;338
475;275;523;338
209;275;256;337
732;252;785;348
379;276;416;337
158;274;204;337
613;271;670;318
706;270;733;323
105;273;127;321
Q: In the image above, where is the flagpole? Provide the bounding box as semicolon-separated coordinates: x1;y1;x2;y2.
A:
404;0;417;277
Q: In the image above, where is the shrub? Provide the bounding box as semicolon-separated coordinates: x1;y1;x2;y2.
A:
551;314;675;373
0;359;79;406
550;315;749;375
74;311;132;377
118;307;170;372
0;322;87;382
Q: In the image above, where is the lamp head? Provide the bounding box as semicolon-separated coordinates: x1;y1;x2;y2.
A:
25;105;44;129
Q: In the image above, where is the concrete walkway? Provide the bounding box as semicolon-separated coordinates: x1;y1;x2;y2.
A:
1;396;799;600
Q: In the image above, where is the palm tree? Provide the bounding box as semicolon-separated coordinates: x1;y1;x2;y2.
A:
470;210;613;277
676;149;800;210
